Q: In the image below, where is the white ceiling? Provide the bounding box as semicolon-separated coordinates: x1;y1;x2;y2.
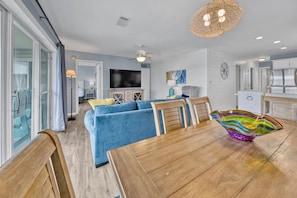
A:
38;0;297;62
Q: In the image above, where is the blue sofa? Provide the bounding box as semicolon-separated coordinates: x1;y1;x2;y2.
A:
84;99;166;167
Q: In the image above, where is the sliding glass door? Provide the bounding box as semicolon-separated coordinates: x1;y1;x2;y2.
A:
12;23;33;153
0;3;54;166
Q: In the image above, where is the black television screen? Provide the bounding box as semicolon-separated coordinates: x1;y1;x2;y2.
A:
110;69;141;88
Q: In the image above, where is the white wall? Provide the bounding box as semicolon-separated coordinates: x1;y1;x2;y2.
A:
141;67;151;100
207;49;238;110
151;49;207;99
151;48;240;111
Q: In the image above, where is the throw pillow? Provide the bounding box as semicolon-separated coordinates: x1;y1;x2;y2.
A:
88;98;115;109
136;99;166;109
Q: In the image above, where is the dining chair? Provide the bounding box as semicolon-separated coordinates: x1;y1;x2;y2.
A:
151;99;189;136
0;129;75;198
186;96;212;125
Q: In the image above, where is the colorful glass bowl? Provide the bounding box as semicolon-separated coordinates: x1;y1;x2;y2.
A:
210;110;283;141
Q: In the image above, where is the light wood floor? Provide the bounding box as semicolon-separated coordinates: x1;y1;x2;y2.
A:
56;102;120;198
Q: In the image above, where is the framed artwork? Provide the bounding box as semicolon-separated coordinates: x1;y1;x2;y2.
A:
166;69;186;84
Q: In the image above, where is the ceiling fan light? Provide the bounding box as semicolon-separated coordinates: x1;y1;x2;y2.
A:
136;56;146;62
218;9;225;17
203;13;210;21
258;57;266;62
218;16;226;23
204;21;210;26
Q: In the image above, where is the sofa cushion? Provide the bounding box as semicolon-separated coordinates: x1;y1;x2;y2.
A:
88;98;115;109
136;99;166;109
95;101;137;115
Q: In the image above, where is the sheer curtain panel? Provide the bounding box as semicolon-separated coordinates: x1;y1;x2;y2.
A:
52;43;67;131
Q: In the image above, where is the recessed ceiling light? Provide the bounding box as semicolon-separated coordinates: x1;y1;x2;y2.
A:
273;40;281;44
256;36;263;40
281;47;287;50
258;57;266;62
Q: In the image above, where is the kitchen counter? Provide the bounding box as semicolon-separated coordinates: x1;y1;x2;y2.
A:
266;93;297;98
262;95;297;121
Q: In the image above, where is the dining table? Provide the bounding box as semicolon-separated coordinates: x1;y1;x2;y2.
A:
108;119;297;198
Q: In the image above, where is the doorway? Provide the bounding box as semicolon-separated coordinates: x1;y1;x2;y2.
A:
75;59;103;112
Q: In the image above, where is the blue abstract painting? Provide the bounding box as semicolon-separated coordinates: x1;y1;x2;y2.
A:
166;69;186;84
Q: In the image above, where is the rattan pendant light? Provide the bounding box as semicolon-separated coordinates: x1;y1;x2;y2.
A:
190;0;243;38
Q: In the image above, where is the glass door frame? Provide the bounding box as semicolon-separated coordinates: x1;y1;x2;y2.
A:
1;10;13;164
0;5;8;165
39;46;51;130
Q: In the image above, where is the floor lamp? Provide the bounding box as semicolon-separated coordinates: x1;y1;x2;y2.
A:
66;70;76;121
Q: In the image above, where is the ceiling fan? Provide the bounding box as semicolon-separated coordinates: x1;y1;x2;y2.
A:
134;45;152;63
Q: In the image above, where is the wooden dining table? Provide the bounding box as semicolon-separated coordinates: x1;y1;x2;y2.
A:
108;119;297;198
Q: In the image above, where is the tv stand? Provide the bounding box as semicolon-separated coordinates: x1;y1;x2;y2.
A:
109;89;144;104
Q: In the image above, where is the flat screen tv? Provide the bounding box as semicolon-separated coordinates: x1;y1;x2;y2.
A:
110;69;141;88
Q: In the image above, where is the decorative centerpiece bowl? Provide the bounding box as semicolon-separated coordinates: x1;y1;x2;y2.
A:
210;110;283;141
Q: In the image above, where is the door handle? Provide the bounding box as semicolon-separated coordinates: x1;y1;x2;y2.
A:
12;91;20;113
246;95;253;101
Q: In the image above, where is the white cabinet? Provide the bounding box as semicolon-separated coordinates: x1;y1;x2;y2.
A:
237;91;263;114
290;58;297;68
273;58;297;69
272;59;290;69
109;89;144;104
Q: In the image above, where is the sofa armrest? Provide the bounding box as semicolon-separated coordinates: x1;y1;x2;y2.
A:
90;109;156;167
84;110;95;135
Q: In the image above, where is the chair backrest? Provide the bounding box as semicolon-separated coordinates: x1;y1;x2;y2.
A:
261;95;297;121
186;96;212;125
182;86;199;97
0;129;75;198
151;99;188;136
